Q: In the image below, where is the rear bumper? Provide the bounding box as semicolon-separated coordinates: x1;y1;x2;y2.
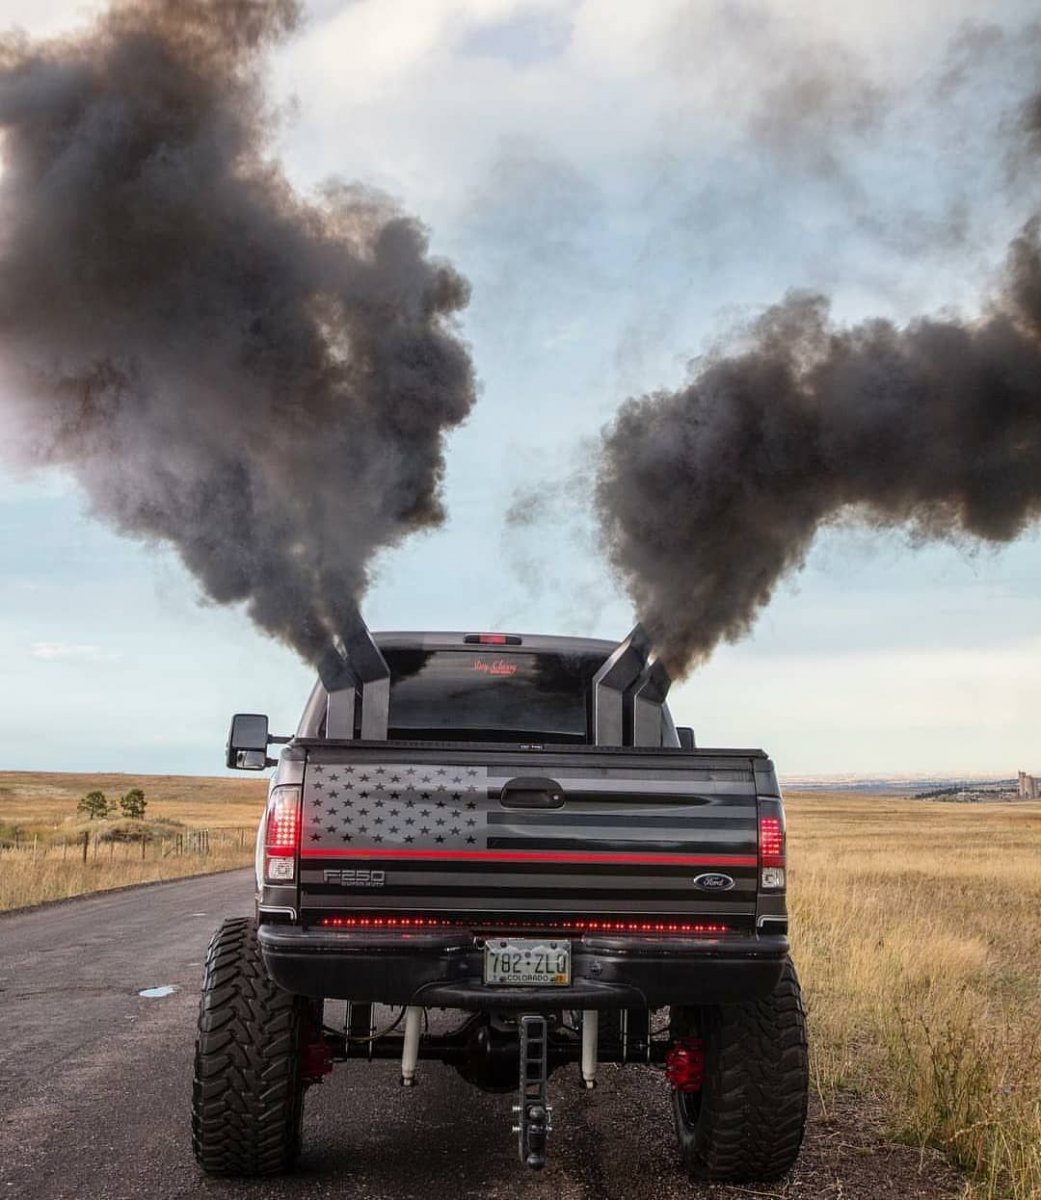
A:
257;925;789;1009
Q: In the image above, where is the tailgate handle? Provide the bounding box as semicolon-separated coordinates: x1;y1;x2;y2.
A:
499;777;566;809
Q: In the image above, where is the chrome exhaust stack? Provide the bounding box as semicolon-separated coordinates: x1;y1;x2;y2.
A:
591;624;651;746
591;624;672;747
629;654;671;748
317;614;391;740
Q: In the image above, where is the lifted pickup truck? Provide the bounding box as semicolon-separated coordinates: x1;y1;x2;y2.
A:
192;626;807;1181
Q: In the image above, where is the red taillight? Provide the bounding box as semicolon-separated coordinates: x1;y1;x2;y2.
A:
266;790;301;854
759;816;785;868
263;787;301;882
463;633;522;645
315;915;729;935
318;916;446;929
569;919;729;935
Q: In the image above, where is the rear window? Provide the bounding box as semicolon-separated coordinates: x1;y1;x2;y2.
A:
384;649;607;743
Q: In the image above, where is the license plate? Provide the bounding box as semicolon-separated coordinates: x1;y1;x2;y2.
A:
483;938;571;986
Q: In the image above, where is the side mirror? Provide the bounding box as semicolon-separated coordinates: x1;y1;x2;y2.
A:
226;713;270;770
677;726;696;751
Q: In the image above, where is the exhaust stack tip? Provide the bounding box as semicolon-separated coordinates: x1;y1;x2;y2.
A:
319;615;391;741
592;623;656;747
629;654;672;749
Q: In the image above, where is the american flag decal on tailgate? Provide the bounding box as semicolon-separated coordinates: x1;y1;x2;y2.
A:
303;762;489;851
298;753;761;919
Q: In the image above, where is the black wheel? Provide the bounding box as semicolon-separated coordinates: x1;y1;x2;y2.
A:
191;917;308;1176
669;957;808;1182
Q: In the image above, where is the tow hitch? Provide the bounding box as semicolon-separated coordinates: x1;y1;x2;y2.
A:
513;1015;552;1169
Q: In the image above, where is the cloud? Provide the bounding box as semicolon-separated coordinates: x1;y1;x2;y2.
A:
30;642;120;663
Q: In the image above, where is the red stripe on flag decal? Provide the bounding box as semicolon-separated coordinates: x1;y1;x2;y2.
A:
299;848;757;867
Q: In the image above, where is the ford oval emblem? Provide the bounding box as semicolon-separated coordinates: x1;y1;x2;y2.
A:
692;872;735;892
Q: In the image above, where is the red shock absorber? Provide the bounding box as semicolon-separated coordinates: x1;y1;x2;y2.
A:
665;1037;705;1092
301;1038;334;1085
299;1004;334;1086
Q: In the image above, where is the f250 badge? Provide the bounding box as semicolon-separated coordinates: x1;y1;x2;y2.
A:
691;872;735;892
323;869;386;888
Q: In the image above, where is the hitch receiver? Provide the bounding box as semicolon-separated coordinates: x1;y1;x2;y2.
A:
513;1015;552;1170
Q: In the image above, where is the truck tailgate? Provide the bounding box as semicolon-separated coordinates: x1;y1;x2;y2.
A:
297;746;762;928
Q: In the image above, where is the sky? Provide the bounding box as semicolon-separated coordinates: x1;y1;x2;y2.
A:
1;0;1040;777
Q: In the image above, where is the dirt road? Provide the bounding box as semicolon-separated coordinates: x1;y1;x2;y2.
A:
0;872;964;1199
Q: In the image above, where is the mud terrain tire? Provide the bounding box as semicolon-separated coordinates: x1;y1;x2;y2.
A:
670;957;808;1182
192;916;307;1176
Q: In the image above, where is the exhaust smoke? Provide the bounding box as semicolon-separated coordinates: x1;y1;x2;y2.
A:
0;0;475;662
596;95;1041;677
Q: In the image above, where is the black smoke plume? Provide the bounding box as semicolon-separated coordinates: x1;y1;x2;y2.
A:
0;0;475;661
596;96;1041;676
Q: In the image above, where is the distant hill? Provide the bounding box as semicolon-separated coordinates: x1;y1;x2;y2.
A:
783;775;1018;797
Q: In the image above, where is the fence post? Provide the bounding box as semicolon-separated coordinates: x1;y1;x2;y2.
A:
141;837;146;861
82;831;89;863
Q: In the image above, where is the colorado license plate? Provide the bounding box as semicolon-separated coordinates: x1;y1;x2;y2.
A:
483;938;571;986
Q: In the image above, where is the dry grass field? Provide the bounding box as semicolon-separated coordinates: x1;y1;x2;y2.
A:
0;770;266;911
787;792;1041;1200
0;770;266;829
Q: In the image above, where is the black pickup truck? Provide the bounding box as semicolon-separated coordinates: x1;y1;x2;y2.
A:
192;626;807;1180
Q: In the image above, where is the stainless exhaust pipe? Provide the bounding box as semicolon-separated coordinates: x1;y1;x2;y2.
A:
317;613;391;740
628;655;671;748
591;624;651;746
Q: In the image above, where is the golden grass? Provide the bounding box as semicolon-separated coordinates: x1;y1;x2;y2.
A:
787;792;1041;1200
0;770;266;911
0;833;255;911
0;770;266;830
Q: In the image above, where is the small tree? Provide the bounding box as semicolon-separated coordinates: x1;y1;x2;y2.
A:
119;788;147;819
77;790;109;820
